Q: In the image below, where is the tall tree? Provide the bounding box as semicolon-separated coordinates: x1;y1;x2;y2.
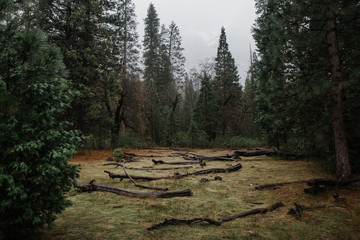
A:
193;73;218;141
214;27;242;136
100;0;142;146
253;0;359;178
36;0;111;134
165;21;186;86
143;3;161;84
0;1;80;237
179;76;197;132
143;3;177;143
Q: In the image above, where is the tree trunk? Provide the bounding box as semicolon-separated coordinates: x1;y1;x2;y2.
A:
326;14;351;179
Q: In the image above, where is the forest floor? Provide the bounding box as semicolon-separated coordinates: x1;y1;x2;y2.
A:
42;148;360;240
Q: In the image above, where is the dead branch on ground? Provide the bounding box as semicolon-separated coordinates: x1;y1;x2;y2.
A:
148;202;284;230
103;163;193;171
104;163;242;181
76;180;191;198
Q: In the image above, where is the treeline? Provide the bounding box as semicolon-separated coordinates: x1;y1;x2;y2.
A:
2;0;260;148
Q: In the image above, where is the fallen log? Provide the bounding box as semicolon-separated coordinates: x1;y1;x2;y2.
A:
234;148;278;157
183;155;240;162
255;180;308;190
221;202;285;222
307;178;360;187
76;181;191;198
103;163;193;171
147;202;284;230
104;163;243;181
152;159;200;165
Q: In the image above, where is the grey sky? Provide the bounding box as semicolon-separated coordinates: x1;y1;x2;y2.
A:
133;0;257;84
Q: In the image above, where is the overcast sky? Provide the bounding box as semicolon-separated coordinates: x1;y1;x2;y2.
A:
132;0;257;84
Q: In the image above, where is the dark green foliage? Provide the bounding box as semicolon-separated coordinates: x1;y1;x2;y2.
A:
253;0;360;174
193;73;218;141
179;77;197;132
142;3;178;143
143;3;161;84
164;109;177;146
214;27;242;136
0;4;81;237
36;0;114;134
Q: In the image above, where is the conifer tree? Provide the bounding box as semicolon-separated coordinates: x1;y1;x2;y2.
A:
0;1;81;237
102;0;141;146
193;73;218;140
36;0;113;134
214;27;242;136
166;21;186;86
253;0;360;178
143;3;161;84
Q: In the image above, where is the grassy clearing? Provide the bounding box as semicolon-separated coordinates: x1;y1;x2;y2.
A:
42;149;360;240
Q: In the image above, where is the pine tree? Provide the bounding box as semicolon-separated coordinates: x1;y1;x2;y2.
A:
36;0;114;135
143;3;161;84
101;0;141;146
0;2;81;237
214;27;242;136
166;21;186;86
253;0;360;178
143;3;177;143
193;73;218;141
164;109;177;146
180;76;197;132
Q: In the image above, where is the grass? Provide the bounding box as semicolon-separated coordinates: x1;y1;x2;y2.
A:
41;149;360;240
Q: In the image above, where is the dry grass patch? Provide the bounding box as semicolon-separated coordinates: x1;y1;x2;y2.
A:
42;148;360;240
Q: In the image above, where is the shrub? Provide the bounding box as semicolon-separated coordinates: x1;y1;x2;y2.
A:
113;148;125;161
0;26;81;238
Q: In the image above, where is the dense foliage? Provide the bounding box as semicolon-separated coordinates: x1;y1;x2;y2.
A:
0;1;81;238
252;0;360;177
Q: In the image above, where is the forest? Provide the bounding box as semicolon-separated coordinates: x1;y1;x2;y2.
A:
1;0;360;239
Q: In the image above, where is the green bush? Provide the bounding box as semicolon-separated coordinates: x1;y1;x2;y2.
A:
113;148;125;161
0;26;81;238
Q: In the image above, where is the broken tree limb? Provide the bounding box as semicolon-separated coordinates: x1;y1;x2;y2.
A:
234;148;278;157
104;163;243;181
221;202;285;222
152;159;200;165
103;163;193;171
104;170;166;181
76;181;191;198
147;218;222;230
255;180;308;190
183;155;241;162
147;202;284;230
121;164;168;191
307;178;360;187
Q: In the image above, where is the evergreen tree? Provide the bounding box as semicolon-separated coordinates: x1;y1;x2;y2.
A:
214;27;242;136
0;1;81;237
179;76;197;132
164;108;177;146
253;0;360;178
193;73;218;140
166;21;186;86
143;3;177;143
101;0;141;146
143;3;161;84
36;0;112;134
